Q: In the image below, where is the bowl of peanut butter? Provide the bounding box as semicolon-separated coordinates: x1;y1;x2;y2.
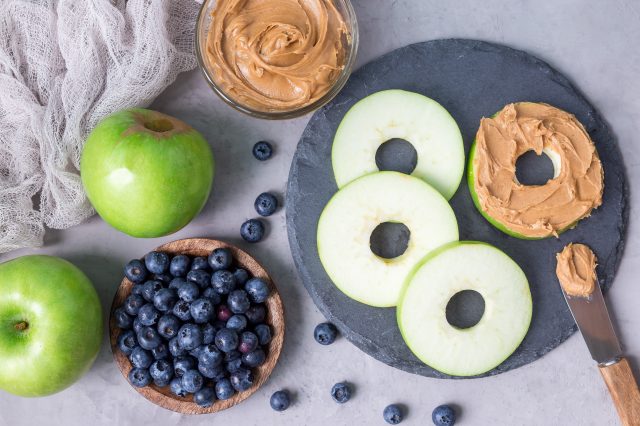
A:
195;0;358;119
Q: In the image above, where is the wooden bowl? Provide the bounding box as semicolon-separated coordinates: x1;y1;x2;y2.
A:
109;238;285;414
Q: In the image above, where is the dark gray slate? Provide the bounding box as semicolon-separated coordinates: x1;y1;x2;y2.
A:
285;39;628;379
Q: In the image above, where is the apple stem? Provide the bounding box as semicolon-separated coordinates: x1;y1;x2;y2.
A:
14;321;28;331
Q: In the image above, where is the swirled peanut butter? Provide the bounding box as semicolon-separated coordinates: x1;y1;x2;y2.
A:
472;102;604;238
556;243;598;297
205;0;350;113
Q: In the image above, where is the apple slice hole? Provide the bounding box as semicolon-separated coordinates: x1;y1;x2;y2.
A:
515;150;555;186
375;139;418;175
446;290;485;329
369;222;410;259
14;321;29;331
144;118;174;133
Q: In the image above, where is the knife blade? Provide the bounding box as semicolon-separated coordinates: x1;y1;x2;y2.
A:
561;282;622;365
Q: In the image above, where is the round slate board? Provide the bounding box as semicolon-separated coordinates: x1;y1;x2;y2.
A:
286;39;628;378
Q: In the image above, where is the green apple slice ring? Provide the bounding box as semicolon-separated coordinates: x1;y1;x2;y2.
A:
317;171;459;307
397;241;532;377
331;90;465;200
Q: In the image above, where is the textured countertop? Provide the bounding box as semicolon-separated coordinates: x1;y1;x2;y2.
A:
1;1;639;425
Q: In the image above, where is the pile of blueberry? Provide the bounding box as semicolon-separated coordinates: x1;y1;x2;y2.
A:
113;247;273;408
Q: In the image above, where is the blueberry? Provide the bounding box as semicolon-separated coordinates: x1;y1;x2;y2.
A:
191;256;209;271
170;377;187;397
149;359;174;384
140;280;164;302
190;298;215;323
233;268;250;286
230;368;254;392
128;367;152;388
114;307;133;329
198;343;223;367
432;405;456;426
169;254;191;277
270;390;290;412
216;304;233;322
211;270;236;294
228;290;251;314
187;269;211;289
254;324;272;346
117;330;137;355
132;317;143;334
240;219;265;243
238;331;259;354
215;378;235;400
178;323;203;350
202;287;222;305
215;328;239;353
124;294;145;316
208;248;233;271
331;382;351;404
253;141;273;161
144;251;169;274
182;369;204;393
194;386;216;407
254;192;278;217
153;378;171;388
153;288;177;312
130;346;154;369
225;357;243;374
168;337;187;357
314;322;338;345
169;277;187;290
137;326;162;350
245;278;270;303
131;283;146;297
172;299;192;322
384;404;403;424
242;348;266;368
138;303;160;326
173;356;196;377
157;314;181;340
177;280;200;302
227;314;248;332
125;259;148;283
245;304;266;324
151;343;169;360
153;273;173;284
199;362;226;380
225;350;241;363
201;323;217;345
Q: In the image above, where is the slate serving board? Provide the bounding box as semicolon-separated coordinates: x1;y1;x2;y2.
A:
286;39;628;378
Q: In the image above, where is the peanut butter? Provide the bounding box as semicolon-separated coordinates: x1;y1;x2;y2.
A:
205;0;350;113
472;102;604;238
556;243;598;297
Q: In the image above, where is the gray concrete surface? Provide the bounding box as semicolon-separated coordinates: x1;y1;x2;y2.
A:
1;0;639;424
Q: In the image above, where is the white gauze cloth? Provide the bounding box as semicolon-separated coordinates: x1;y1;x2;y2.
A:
0;0;200;253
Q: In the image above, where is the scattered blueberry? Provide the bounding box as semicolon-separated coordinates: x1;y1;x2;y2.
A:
130;347;154;369
194;386;216;407
129;367;152;388
172;299;192;322
254;192;278;217
241;348;266;368
216;304;233;322
191;256;209;271
141;280;164;302
212;270;236;294
208;248;233;271
170;377;187;397
245;278;270;303
228;290;251;314
138;303;160;326
331;382;351;404
252;141;273;161
215;378;235;400
240;219;265;243
124;294;145;316
173;356;196;377
254;324;272;346
238;331;259;354
145;251;170;274
245;304;266;324
125;259;148;283
153;288;177;312
157;314;181;340
168;337;187;357
201;323;217;345
314;322;338;345
181;369;204;393
169;255;191;277
432;405;456;426
198;344;223;367
151;343;169;360
177;323;203;350
190;298;215;323
384;404;403;424
187;269;211;289
227;314;248;332
230;368;254;392
270;390;290;412
117;330;137;355
215;328;239;353
233;268;250;286
177;280;200;302
137;326;162;350
149;359;174;383
114;307;133;329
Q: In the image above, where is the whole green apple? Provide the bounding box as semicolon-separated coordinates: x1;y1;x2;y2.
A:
81;108;215;237
0;255;103;397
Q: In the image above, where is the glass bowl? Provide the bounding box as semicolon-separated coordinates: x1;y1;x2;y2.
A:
195;0;359;120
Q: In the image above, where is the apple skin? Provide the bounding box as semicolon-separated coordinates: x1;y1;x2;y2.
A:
0;255;103;397
81;108;215;238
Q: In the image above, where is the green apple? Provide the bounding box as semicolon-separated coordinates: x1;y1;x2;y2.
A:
397;241;532;376
81;109;215;237
0;255;103;396
317;171;459;307
332;89;465;200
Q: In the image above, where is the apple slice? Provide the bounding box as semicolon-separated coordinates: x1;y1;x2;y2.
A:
317;171;459;307
398;242;532;376
332;90;464;200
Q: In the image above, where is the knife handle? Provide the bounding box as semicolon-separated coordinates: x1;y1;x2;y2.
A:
599;357;640;426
